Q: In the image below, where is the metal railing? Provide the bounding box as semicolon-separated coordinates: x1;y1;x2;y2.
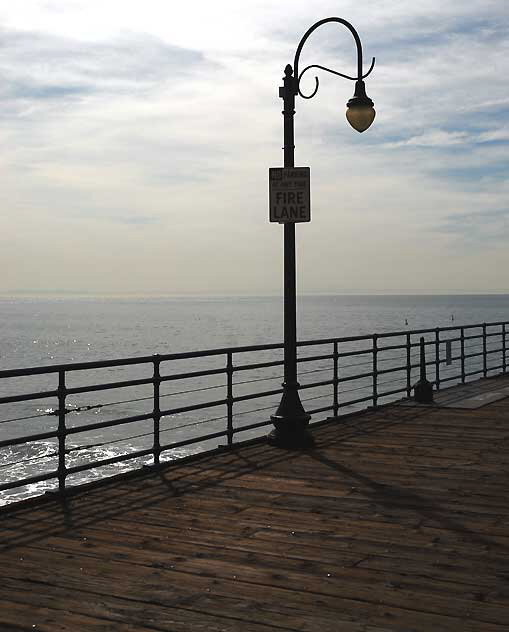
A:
0;320;507;504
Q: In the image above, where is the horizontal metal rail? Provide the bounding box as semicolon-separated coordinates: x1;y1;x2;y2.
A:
1;320;507;503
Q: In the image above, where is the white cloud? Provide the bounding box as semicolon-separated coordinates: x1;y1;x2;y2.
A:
0;0;508;294
477;127;509;142
386;130;471;147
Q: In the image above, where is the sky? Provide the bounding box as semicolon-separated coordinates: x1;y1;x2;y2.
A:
0;0;508;296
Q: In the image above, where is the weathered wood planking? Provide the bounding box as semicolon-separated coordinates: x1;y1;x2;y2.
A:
1;377;509;631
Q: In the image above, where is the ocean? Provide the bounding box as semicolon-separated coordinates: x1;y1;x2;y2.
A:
2;293;508;505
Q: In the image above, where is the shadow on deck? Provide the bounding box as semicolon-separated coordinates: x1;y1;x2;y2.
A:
1;376;508;631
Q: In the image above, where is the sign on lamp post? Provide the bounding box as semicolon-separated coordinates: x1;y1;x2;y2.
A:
269;167;311;223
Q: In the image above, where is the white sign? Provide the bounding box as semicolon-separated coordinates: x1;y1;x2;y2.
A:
269;167;310;223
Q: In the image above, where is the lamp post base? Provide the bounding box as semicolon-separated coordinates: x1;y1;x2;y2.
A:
267;422;315;449
268;408;314;449
269;382;314;448
413;379;434;404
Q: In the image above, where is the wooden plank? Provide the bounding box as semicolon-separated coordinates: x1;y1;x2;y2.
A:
0;546;507;632
11;528;509;604
1;377;508;631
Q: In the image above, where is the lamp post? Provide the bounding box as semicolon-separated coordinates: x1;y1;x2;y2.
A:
269;17;376;448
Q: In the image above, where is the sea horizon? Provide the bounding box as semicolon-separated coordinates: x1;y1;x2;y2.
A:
2;289;509;300
2;293;508;370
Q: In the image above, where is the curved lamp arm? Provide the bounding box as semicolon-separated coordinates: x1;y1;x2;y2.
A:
293;17;375;99
297;58;376;99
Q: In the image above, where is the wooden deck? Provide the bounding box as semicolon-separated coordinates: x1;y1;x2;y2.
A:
1;376;509;631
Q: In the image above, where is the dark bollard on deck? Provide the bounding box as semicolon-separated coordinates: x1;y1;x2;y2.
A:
413;336;434;404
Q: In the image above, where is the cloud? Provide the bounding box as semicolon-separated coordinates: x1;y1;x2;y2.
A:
438;208;509;244
386;130;471;147
2;80;91;101
105;214;160;225
383;126;509;148
0;27;214;113
460;97;509;114
0;1;508;294
477;127;509;143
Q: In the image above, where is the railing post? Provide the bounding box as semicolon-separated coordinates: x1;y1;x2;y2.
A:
482;323;487;377
333;341;339;417
503;323;507;375
372;334;378;408
460;327;466;383
435;328;440;390
226;352;234;446
152;356;161;465
406;333;411;397
57;370;67;494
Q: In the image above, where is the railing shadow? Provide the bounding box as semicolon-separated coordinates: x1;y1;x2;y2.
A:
2;393;508;561
0;407;395;551
0;439;305;551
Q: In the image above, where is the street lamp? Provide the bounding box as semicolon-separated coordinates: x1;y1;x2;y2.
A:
269;17;376;448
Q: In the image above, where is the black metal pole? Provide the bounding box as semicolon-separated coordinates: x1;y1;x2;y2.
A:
414;336;433;404
57;370;67;493
269;65;313;449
